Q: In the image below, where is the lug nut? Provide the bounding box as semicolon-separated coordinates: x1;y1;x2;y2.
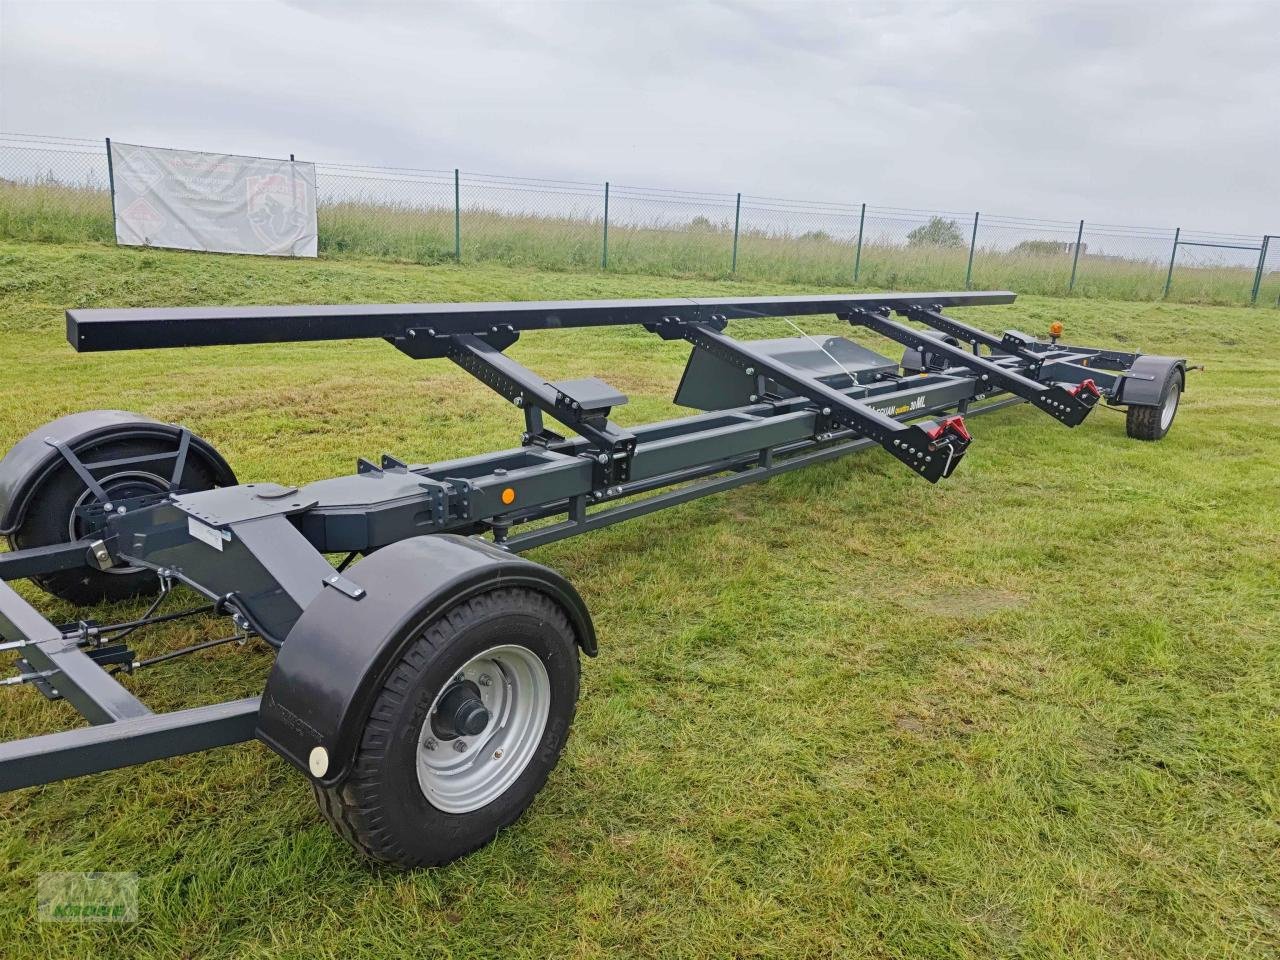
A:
478;674;492;687
423;737;438;750
453;740;468;753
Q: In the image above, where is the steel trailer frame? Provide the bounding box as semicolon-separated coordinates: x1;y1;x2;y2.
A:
0;291;1184;806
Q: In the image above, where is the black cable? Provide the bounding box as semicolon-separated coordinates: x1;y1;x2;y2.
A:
64;603;217;643
109;633;245;675
104;603;216;633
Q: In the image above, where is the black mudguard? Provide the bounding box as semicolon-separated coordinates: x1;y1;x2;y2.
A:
0;410;236;535
1117;355;1185;406
256;534;596;787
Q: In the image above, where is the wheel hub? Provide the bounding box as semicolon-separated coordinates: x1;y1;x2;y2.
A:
416;644;551;814
431;680;491;740
69;470;170;575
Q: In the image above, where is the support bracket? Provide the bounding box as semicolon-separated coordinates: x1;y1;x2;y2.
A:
445;334;636;486
847;308;1100;427
667;318;971;482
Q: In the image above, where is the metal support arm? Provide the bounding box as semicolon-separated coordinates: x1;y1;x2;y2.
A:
902;306;1045;367
446;335;636;484
677;323;971;482
846;308;1100;427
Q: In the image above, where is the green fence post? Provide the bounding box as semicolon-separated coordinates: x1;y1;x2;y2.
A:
1250;235;1269;305
453;169;461;262
731;192;741;273
853;202;866;283
1068;219;1085;293
602;182;610;270
1162;227;1180;299
964;211;979;289
104;138;118;236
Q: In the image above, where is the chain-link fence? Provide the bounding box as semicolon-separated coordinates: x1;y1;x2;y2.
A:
1257;236;1280;307
1;132;1275;307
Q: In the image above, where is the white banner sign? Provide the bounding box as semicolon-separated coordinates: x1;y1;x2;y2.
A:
109;141;318;257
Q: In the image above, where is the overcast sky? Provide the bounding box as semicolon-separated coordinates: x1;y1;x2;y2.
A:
1;0;1276;234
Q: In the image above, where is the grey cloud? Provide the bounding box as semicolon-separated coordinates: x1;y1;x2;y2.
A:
0;0;1275;233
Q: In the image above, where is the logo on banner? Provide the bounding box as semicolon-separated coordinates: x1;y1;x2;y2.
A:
120;197;165;237
120;149;165;194
246;174;310;249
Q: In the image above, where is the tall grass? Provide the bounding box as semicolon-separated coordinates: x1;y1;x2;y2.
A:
1;180;1273;306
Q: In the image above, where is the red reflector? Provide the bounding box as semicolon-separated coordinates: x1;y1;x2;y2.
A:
1071;378;1100;398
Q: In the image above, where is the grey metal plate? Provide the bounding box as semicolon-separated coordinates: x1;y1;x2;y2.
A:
674;335;896;411
174;483;317;528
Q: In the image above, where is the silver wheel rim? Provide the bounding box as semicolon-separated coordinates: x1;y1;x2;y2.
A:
416;644;550;814
1159;381;1180;431
68;470;169;575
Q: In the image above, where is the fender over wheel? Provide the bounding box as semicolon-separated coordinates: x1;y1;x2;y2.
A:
1126;365;1182;441
0;412;234;604
311;586;580;868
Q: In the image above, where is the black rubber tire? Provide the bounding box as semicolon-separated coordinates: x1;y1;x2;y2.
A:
313;587;580;868
7;436;221;605
1125;367;1182;441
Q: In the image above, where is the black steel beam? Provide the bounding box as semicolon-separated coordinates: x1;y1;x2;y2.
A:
505;395;1025;552
903;306;1041;364
0;580;151;724
845;308;1100;427
67;292;1015;352
0;540;96;580
679;324;971;482
0;697;259;791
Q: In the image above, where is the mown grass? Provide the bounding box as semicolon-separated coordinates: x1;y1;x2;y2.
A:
0;239;1277;959
4;180;1277;307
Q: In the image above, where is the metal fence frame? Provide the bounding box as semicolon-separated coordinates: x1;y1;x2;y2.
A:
1;132;1276;307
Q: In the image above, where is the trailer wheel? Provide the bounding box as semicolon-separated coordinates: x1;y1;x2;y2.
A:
8;435;223;604
312;587;580;868
1125;366;1182;441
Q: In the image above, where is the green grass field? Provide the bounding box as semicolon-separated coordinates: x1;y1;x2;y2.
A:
3;180;1276;307
0;239;1277;959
